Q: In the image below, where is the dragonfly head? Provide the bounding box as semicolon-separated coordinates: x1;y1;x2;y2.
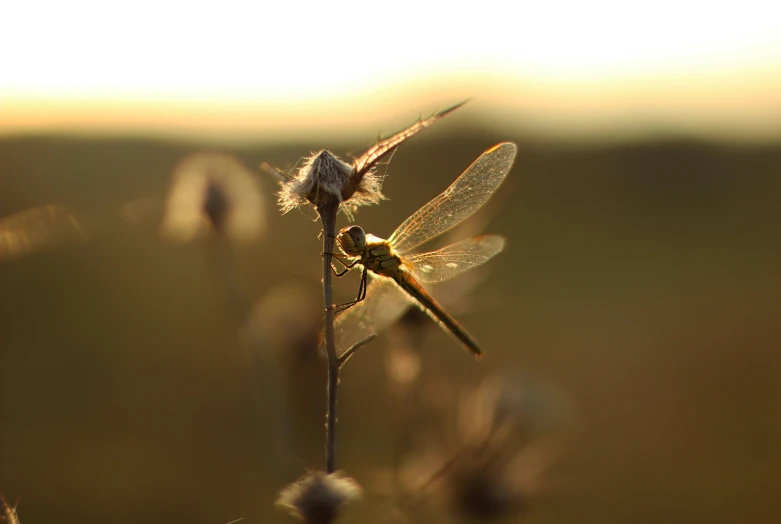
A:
337;225;366;255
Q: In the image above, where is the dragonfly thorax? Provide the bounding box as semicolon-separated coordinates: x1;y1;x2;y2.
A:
337;225;402;276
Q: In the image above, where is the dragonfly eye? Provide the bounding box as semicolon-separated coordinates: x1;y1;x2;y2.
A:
346;226;366;249
337;225;366;255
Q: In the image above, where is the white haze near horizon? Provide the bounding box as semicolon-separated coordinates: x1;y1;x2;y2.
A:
2;0;781;141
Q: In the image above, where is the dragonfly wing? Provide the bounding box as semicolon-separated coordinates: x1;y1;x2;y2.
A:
333;273;413;356
388;142;516;255
405;235;506;284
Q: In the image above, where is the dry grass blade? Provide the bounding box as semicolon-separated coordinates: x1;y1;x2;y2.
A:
349;100;469;189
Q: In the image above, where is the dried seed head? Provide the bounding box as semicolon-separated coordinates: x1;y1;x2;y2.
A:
397;374;570;521
438;375;572;520
442;437;565;521
275;101;468;216
448;458;525;520
160;153;266;243
276;471;362;524
278;150;384;215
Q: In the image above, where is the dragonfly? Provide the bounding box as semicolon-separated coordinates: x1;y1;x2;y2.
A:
331;142;517;357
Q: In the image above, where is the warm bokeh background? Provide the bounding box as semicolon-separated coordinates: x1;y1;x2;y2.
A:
2;2;781;523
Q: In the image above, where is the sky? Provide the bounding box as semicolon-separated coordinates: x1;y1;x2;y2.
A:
2;0;781;141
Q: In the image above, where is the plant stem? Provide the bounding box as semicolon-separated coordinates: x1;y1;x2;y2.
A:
338;334;376;369
208;235;252;323
319;201;340;473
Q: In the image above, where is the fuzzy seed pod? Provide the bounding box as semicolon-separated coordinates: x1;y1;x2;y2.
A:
276;471;362;524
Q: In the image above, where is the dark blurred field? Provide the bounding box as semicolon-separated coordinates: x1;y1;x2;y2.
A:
1;129;780;523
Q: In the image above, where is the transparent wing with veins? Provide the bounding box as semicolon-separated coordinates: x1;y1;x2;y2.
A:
334;142;516;354
334;275;411;356
405;234;505;284
388;142;517;255
333;235;505;354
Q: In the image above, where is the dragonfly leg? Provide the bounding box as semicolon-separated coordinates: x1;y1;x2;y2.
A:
331;264;350;277
333;267;368;316
324;252;359;277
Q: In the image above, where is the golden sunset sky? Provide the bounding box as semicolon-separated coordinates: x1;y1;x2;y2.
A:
2;0;780;142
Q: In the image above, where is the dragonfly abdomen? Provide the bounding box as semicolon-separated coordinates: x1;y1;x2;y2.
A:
395;270;482;357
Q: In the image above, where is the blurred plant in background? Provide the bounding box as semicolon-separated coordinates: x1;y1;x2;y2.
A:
0;494;20;524
396;373;572;522
0;205;86;261
160;152;266;245
239;282;324;473
159;152;267;322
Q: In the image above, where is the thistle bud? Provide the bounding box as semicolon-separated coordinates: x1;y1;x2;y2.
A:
276;471;362;524
277;150;383;214
275;101;468;216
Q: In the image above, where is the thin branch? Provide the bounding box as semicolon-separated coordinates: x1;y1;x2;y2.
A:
208;234;253;323
319;200;340;474
338;333;377;369
350;100;470;180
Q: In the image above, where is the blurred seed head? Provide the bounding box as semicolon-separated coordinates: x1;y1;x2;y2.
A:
448;458;524;521
442;437;564;522
399;373;572;521
445;375;571;520
276;471;362;524
160;153;266;243
0;204;86;261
